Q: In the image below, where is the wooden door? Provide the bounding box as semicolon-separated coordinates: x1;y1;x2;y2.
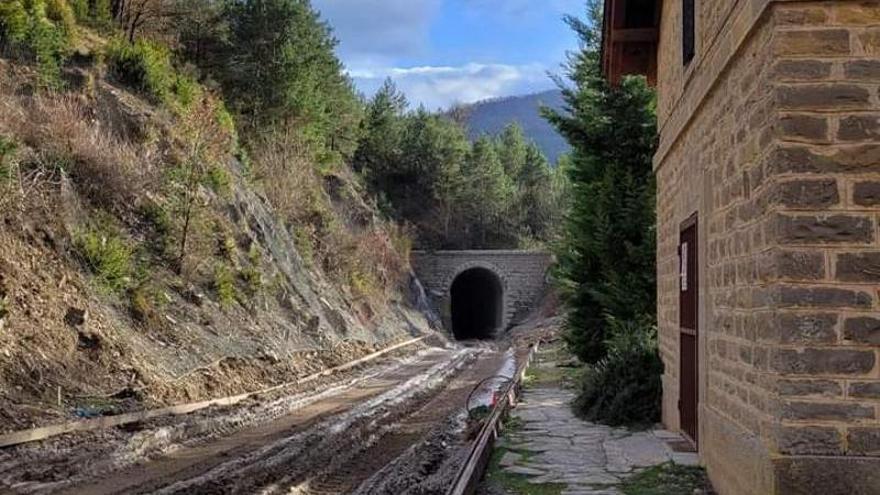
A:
679;216;699;447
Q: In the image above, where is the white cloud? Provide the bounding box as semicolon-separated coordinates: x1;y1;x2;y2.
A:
352;63;553;110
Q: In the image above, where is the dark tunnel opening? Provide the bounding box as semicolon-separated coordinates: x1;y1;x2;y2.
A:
450;267;503;340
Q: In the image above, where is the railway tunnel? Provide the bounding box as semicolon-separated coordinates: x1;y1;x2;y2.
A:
410;250;553;340
450;267;503;340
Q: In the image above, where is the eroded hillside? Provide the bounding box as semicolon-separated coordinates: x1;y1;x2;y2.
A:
0;12;439;432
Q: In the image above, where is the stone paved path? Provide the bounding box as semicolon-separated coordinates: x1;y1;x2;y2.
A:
496;378;699;494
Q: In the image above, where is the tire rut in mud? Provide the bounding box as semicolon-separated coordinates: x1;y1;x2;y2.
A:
63;347;478;495
305;350;506;495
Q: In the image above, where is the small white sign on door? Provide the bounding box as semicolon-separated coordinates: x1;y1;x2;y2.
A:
680;242;688;292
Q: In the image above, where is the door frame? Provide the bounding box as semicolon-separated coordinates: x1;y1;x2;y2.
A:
678;213;699;448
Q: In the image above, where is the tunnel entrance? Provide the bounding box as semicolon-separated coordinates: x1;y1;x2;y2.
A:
450;267;503;340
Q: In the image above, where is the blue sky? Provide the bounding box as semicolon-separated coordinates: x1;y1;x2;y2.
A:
312;0;584;110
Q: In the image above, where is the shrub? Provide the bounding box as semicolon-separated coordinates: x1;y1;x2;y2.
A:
204;165;231;197
106;38;175;104
75;225;135;293
573;316;663;427
130;283;164;325
68;0;88;21
12;95;149;207
0;0;72;88
213;263;235;306
0;135;18;183
45;0;76;36
0;1;28;45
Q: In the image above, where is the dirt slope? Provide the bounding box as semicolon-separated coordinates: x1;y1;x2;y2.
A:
0;56;440;433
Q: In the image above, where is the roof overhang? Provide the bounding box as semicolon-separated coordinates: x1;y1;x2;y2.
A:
600;0;661;85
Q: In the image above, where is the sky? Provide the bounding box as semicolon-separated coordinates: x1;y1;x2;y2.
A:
312;0;584;111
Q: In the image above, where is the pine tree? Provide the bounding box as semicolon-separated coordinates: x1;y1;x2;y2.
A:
544;0;657;363
221;0;361;159
517;143;554;241
496;123;528;180
461;137;514;248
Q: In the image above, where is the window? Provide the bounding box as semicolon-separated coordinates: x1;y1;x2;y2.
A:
683;0;695;65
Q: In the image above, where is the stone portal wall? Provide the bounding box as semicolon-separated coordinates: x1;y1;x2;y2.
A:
411;250;552;333
655;1;880;493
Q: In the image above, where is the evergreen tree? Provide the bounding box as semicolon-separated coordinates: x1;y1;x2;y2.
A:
545;0;657;363
517;143;554;241
221;0;361;159
354;78;407;190
461;137;515;247
495;123;528;180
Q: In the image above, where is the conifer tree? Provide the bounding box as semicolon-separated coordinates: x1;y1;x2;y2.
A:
545;1;657;363
221;0;361;158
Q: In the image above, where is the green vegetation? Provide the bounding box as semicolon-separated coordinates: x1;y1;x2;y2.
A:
205;165;232;197
620;463;712;495
355;79;567;250
213;263;236;307
573;317;662;426
0;135;18;183
484;446;565;495
0;0;73;88
218;0;362;160
106;38;189;106
545;1;661;424
75;225;135;293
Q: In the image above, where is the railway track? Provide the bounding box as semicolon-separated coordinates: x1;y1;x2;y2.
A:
2;343;513;495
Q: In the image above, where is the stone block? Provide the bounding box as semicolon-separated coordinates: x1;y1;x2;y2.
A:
772;348;876;375
781;400;875;421
774;179;838;208
858;29;880;56
844;60;880;80
777;6;828;26
844;317;880;344
774;250;826;280
839;115;880;141
772;60;832;80
775;214;874;244
847;428;880;456
849;382;880;400
836;252;880;282
853;181;880;206
776;286;873;309
771;144;880;174
776;84;870;110
776;312;838;344
777;379;842;398
774;29;850;56
835;5;880;25
779;114;828;141
775;426;843;455
774;456;880;495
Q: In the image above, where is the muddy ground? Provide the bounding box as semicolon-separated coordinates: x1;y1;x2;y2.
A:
0;331;542;495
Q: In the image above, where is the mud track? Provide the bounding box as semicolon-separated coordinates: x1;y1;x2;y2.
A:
4;345;507;495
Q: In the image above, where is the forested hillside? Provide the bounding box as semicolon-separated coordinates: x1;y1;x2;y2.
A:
0;0;437;430
356;81;568;250
458;90;571;164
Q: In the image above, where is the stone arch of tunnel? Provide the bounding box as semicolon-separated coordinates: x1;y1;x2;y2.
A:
449;267;504;340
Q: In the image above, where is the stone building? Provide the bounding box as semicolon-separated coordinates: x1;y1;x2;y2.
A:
602;0;880;493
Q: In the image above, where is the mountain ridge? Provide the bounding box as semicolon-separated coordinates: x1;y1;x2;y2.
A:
461;89;570;164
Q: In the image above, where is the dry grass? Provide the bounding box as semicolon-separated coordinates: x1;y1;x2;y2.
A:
250;131;327;228
0;80;157;211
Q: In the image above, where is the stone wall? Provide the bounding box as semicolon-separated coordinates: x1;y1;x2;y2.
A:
410;250;552;333
655;1;880;493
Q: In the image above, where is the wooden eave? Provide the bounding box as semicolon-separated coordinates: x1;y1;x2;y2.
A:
601;0;661;85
